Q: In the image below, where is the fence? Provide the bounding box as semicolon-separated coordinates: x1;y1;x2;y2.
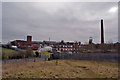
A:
2;53;118;63
52;53;118;62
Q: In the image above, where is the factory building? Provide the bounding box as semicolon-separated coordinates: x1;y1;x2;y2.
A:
10;35;80;53
52;41;80;53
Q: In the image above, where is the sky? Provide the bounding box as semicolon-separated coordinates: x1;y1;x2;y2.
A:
2;2;118;44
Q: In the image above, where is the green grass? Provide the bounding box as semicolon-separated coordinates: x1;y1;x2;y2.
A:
2;48;21;60
2;48;19;55
2;48;35;60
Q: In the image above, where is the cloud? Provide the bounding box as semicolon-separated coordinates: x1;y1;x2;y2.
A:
2;2;118;44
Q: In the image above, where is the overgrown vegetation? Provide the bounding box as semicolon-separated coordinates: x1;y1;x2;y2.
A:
25;48;34;58
2;48;34;60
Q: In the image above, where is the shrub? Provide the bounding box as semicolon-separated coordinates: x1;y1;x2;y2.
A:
25;48;34;58
2;48;24;60
2;48;34;60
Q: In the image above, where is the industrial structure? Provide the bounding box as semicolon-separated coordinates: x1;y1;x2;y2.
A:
89;37;93;44
6;19;119;54
10;35;81;53
101;19;104;44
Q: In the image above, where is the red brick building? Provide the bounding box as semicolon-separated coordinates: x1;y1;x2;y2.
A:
10;36;80;53
10;35;34;49
52;41;80;53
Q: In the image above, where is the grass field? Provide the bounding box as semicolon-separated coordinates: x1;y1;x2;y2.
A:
2;48;21;60
2;48;19;55
2;60;119;78
2;48;34;60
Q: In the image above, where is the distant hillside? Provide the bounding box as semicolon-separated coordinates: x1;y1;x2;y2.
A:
2;48;21;60
2;48;34;60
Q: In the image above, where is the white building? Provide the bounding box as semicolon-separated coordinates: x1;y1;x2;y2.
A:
38;46;52;52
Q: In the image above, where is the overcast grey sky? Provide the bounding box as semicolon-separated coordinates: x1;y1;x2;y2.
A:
2;2;118;44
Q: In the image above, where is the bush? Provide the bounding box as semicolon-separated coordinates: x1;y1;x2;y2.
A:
2;48;34;60
2;48;25;60
25;48;34;58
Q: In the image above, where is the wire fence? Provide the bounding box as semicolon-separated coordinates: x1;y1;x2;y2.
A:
52;53;118;62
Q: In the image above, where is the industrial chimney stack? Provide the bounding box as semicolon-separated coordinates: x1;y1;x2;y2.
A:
27;35;32;44
101;19;104;44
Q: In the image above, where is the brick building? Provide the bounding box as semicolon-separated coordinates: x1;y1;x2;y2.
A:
10;36;80;53
52;41;80;53
10;35;36;49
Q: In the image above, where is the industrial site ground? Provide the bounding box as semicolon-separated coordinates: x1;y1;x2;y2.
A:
2;59;119;79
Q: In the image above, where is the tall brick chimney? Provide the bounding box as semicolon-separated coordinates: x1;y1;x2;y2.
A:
27;35;32;44
101;19;104;44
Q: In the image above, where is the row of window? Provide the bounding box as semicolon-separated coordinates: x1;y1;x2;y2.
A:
55;45;73;47
55;48;79;51
56;48;73;51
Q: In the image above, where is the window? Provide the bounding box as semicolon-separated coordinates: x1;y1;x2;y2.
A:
59;48;61;50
